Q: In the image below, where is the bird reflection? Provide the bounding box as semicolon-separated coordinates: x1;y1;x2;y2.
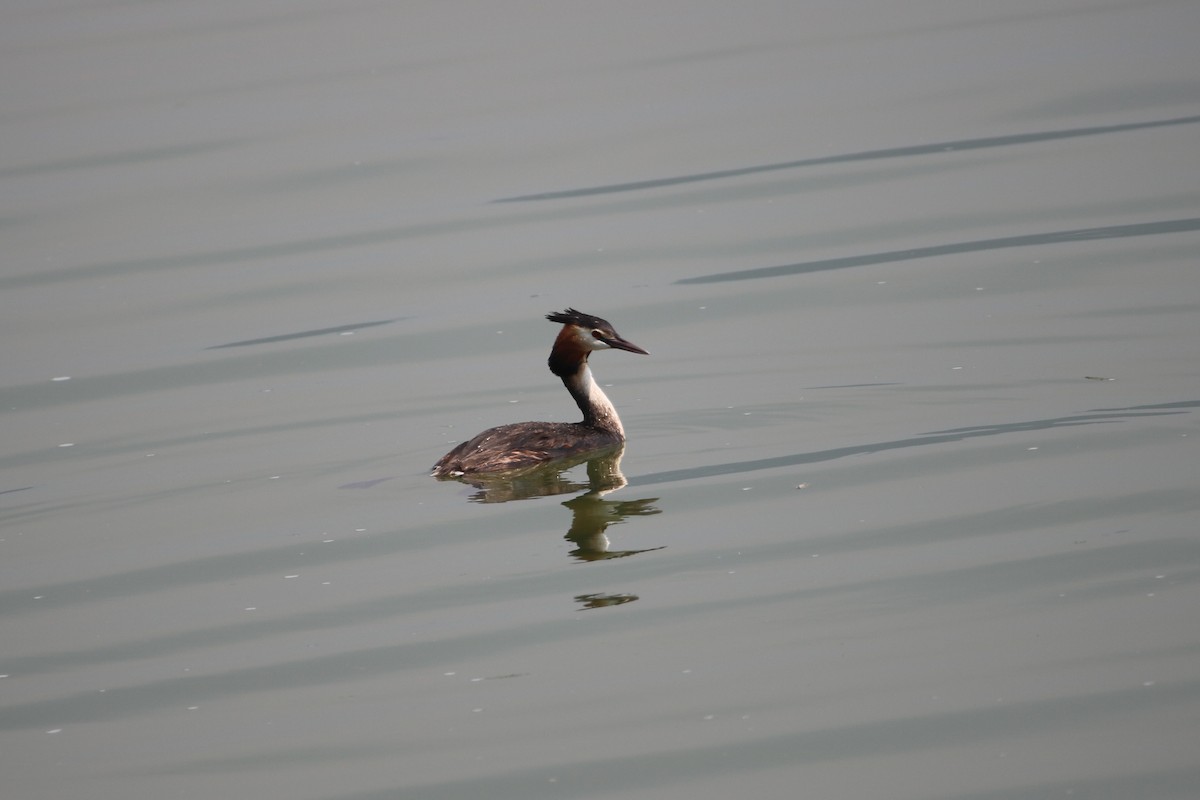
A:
434;444;662;562
574;592;638;609
562;488;662;561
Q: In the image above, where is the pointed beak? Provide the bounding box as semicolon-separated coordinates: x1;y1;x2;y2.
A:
602;334;649;355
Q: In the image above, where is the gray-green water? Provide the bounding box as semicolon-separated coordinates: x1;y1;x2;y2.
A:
3;2;1199;798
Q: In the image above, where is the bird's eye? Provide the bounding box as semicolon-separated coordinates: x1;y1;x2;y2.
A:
591;329;605;339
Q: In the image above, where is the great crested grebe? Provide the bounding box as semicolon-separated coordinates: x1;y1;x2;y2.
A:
432;309;648;476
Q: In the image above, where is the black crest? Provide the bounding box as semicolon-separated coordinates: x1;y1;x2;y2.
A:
546;308;611;330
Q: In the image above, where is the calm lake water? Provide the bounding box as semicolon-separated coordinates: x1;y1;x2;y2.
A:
3;2;1199;798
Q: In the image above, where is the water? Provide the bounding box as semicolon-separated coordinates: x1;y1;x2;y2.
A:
3;2;1199;798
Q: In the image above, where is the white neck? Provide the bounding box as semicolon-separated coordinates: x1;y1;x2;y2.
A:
566;362;625;437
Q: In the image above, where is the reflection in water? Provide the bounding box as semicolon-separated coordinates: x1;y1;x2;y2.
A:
436;445;663;564
562;491;663;562
575;593;638;609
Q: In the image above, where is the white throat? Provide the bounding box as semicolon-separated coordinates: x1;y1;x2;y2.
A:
577;363;624;437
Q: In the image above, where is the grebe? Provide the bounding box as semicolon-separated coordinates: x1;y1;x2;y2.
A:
432;309;648;476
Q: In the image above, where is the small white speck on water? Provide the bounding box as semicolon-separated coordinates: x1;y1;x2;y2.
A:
269;475;281;480
796;483;808;489
1143;681;1155;687
1027;447;1039;451
46;729;63;734
284;574;299;579
187;706;199;711
244;607;257;612
339;331;354;336
58;443;74;448
951;365;964;371
52;376;71;382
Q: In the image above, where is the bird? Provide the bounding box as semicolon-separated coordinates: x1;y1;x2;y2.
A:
432;309;648;476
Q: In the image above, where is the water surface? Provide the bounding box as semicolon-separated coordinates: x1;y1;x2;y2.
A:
3;2;1199;799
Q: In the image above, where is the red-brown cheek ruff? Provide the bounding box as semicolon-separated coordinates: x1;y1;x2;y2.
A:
431;309;647;477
